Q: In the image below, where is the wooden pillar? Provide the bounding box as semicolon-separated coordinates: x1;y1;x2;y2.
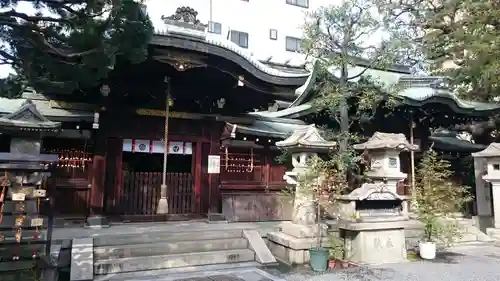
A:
264;147;271;188
90;133;106;215
208;122;222;213
194;142;202;213
102;138;123;214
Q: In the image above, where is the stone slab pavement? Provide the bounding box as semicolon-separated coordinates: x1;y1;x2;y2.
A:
154;243;500;281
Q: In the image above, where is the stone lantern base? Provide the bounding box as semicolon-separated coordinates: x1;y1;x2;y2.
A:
339;221;407;264
266;222;328;264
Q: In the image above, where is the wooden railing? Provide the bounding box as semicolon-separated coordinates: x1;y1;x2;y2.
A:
220;165;287;189
118;172;194;215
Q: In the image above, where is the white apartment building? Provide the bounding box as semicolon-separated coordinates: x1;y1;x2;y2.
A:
146;0;336;66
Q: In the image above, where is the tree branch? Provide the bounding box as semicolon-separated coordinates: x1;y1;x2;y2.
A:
0;9;70;24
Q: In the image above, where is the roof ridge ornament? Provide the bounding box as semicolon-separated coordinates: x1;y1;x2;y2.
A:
428;77;450;90
398;76;451;90
163;6;200;25
161;6;206;38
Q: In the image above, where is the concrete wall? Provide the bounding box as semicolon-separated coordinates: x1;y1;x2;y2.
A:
145;0;337;66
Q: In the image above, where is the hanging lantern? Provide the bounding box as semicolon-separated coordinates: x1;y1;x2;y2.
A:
92;112;100;129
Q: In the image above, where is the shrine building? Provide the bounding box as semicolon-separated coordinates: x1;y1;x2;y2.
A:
1;7;499;223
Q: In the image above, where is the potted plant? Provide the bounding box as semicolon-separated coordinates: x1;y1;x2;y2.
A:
328;249;338;269
414;149;471;260
328;234;344;268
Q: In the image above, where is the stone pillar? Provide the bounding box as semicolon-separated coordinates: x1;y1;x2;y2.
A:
473;157;492;217
491;183;500;228
290;151;317;225
266;125;336;264
472;144;500;237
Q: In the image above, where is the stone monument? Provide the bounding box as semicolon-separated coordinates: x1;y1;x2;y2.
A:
337;132;416;264
266;125;336;264
472;143;500;238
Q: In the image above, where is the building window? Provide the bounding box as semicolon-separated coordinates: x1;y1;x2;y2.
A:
285;36;303;52
208;21;222;34
286;0;309;8
269;29;278;40
230;30;249;48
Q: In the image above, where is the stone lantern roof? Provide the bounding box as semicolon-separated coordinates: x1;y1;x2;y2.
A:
275;125;336;152
353;132;418;151
472;143;500;158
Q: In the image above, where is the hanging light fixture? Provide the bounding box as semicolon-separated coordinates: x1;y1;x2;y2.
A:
100;84;110;97
237;75;244;87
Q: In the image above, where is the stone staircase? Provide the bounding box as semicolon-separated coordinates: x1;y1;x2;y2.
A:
89;227;276;277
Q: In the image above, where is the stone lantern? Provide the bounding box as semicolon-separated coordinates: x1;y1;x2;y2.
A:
334;132;417;264
276;125;337;225
267;125;336;264
472;143;500;232
353;132;419;194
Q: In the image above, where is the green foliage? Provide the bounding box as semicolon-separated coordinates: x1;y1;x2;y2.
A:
302;0;417;152
415;149;472;244
328;234;345;260
384;0;500;101
425;0;500;101
275;149;292;164
0;74;26;98
0;0;153;95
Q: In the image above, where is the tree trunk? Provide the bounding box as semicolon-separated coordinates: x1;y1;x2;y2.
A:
339;99;349;152
339;60;349;154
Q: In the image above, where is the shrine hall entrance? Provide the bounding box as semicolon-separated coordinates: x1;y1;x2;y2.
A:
112;139;197;217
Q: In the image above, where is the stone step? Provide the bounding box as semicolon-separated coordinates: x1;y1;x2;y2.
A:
94;238;248;259
93;261;262;281
94;229;244;247
94;249;256;275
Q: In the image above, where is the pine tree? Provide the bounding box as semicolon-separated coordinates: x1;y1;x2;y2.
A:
0;0;153;95
303;0;419;155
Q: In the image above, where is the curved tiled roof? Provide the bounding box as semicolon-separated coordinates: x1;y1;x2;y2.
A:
153;30;309;79
398;76;500;114
152;8;311;81
226;119;310;138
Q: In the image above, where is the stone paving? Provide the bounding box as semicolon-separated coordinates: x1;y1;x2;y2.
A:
160;243;500;281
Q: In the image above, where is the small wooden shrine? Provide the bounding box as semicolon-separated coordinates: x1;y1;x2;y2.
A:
0;100;59;276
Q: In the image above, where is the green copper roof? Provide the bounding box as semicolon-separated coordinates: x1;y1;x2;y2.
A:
430;136;486;152
228;119;309;138
0;97;94;120
398;76;500;113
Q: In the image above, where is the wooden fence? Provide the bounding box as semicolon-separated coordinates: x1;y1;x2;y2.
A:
52;178;91;216
117;172;194;215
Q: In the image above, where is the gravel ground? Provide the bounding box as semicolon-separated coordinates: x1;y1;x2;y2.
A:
262;243;500;281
